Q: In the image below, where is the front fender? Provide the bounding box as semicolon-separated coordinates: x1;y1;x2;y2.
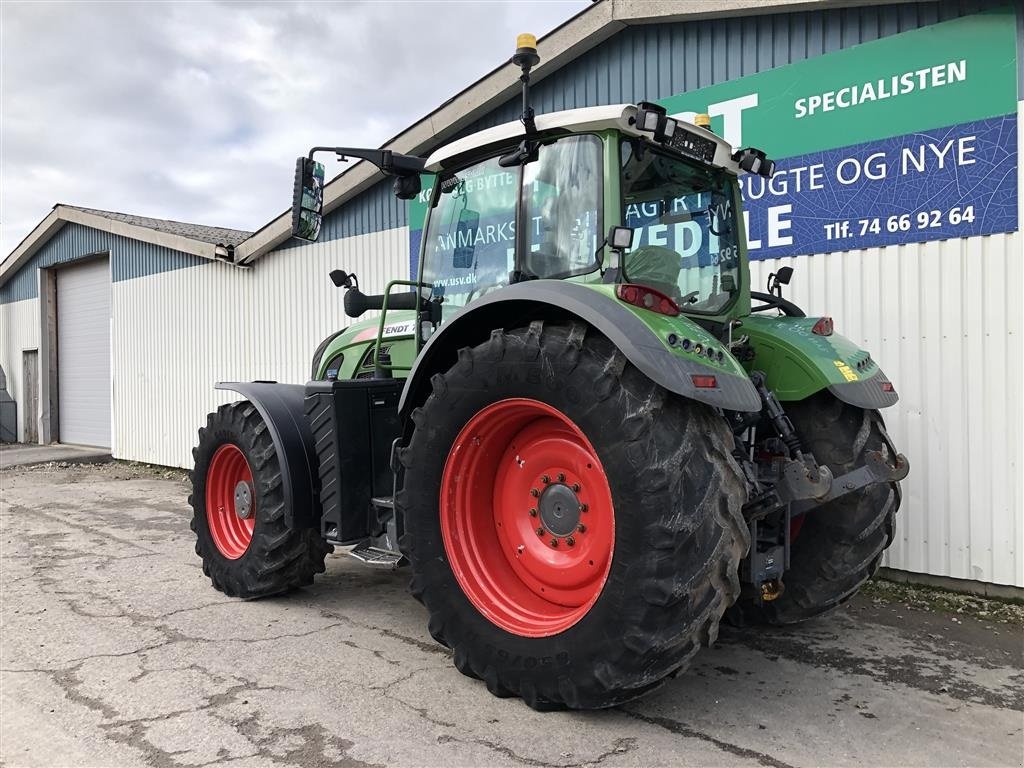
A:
215;382;320;530
741;315;899;409
398;280;761;417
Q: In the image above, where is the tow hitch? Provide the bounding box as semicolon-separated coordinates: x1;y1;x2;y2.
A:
738;373;910;603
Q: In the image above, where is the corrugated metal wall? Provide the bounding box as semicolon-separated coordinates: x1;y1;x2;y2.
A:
0;222;206;303
0;298;41;442
111;227;408;467
749;105;1023;586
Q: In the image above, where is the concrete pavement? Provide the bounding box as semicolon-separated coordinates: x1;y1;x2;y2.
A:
1;462;1021;767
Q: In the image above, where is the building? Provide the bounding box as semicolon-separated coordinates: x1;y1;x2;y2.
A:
1;0;1020;590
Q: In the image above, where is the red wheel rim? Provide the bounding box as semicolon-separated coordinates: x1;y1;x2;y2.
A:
440;398;615;637
206;443;255;560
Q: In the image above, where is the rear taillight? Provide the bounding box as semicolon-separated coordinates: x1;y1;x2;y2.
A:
690;374;718;389
616;283;680;316
881;381;895;393
811;316;834;336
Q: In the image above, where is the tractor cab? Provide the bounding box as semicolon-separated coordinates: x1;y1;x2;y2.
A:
417;105;758;329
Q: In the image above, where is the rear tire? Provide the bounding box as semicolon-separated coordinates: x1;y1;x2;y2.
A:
397;321;749;710
740;392;900;625
190;401;331;598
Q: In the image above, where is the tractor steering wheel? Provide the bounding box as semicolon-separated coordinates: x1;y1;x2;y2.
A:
750;290;806;317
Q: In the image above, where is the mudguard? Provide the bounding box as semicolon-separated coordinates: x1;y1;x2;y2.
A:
215;382;320;530
398;280;761;417
741;315;899;408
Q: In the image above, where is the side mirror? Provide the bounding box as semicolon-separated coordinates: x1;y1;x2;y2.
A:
292;157;325;241
452;209;480;269
774;266;793;285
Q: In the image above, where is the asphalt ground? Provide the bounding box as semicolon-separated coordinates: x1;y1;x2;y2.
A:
2;461;1022;768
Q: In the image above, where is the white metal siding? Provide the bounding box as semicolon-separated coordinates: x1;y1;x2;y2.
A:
746;101;1024;588
0;297;41;443
57;258;111;447
111;226;408;468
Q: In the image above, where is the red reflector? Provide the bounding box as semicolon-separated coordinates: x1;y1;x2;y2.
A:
615;283;680;316
811;316;834;336
881;381;895;393
691;374;718;389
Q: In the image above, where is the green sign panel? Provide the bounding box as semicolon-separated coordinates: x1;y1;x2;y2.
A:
658;8;1017;157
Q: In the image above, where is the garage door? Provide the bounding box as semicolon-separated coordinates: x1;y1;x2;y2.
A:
57;258;111;447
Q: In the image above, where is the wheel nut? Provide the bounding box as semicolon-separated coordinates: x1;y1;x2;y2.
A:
577;524;586;533
530;488;540;497
572;483;581;492
566;537;575;547
580;503;589;512
557;473;566;482
536;527;545;536
528;508;538;517
541;475;550;484
550;538;559;548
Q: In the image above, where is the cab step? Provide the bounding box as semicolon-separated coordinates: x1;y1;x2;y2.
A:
348;540;403;568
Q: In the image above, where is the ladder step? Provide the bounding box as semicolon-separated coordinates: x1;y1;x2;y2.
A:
371;496;395;510
348;541;402;567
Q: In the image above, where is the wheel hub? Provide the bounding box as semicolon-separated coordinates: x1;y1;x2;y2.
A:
538;483;580;537
440;398;615;638
234;480;253;519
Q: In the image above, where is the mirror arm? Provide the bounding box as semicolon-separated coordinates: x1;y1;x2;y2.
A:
306;146;425;177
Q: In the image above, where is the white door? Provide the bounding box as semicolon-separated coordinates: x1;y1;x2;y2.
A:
57;258;111;447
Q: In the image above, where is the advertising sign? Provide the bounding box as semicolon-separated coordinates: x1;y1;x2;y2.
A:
408;8;1018;272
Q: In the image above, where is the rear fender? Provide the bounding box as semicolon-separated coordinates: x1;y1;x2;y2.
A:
398;280;761;417
741;315;899;408
215;382;320;530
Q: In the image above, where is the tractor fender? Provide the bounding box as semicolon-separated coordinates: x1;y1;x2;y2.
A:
398;280;762;417
740;315;899;409
215;382;320;530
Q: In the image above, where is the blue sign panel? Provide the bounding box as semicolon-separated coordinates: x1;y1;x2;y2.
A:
740;114;1018;260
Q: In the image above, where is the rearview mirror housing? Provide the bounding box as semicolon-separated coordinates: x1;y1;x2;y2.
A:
292;157;325;241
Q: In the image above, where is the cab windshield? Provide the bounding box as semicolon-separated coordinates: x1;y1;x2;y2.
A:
620;140;742;313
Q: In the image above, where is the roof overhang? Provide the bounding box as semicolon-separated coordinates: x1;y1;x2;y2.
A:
235;0;903;265
0;204;235;287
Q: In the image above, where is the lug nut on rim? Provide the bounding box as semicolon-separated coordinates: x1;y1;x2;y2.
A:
541;475;550;484
530;488;540;497
566;537;575;547
572;483;581;492
557;473;566;482
535;527;545;536
550;538;559;548
528;508;537;517
577;523;586;533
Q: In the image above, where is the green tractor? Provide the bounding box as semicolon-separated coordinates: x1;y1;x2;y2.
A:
190;36;908;710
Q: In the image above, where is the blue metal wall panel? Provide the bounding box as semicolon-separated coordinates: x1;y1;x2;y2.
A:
0;222;206;304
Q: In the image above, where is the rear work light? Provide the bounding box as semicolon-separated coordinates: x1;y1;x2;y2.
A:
811;317;834;336
690;374;718;389
615;283;680;316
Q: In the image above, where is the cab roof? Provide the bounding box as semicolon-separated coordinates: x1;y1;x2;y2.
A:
423;104;740;175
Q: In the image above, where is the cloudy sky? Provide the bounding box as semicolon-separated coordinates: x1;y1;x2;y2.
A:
0;0;589;255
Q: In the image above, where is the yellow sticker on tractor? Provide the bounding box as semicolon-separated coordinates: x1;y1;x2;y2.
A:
833;359;859;382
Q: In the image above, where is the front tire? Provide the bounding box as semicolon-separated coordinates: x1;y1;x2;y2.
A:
190;401;331;598
397;321;748;710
